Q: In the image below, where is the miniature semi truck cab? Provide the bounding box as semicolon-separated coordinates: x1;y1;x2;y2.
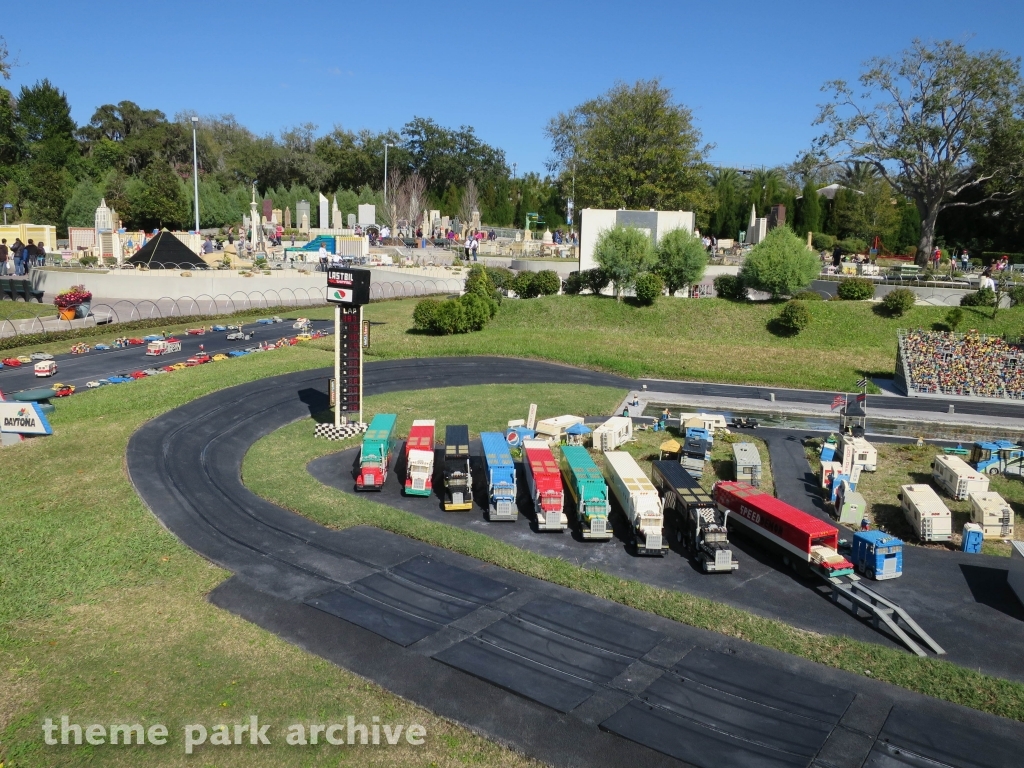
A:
652;460;735;572
443;424;473;510
523;439;566;530
404;419;436;496
481;431;517;521
356;414;398;491
560;445;611;539
605;451;665;555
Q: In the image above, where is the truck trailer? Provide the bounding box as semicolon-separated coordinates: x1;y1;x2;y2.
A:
356;413;398;491
560;445;611;539
592;416;632;451
522;439;566;530
932;454;989;501
652;460;736;573
481;431;517;521
404;419;435;496
969;491;1014;539
604;451;666;556
713;480;854;579
899;484;952;542
443;424;473;510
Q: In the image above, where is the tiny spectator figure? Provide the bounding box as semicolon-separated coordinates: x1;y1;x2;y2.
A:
831;244;842;270
860;516;871;531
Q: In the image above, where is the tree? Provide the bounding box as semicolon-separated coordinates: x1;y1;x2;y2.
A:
126;161;188;230
738;225;820;299
710;168;743;239
0;36;11;81
815;39;1024;264
401;172;427;232
655;228;707;295
62;178;102;227
458;178;480;233
593;225;655;300
546;79;713;222
793;181;821;237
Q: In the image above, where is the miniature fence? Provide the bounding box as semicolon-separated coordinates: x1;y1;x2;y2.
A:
0;278;462;340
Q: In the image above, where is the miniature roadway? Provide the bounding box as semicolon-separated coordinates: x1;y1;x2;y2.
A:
125;357;1024;768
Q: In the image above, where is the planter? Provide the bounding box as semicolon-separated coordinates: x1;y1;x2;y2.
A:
59;307;76;320
75;302;91;319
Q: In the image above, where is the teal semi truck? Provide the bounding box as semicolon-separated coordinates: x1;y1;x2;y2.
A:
970;440;1024;477
559;445;611;540
356;413;398;491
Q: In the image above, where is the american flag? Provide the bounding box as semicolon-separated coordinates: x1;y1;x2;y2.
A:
857;377;868;389
831;395;846;410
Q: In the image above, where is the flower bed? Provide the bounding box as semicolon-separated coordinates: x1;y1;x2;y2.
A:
53;285;93;309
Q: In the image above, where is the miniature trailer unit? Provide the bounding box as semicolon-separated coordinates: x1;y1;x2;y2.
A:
522;440;566;530
732;442;762;486
970;491;1014;539
356;414;398;491
932;454;989;501
652;460;736;573
404;419;435;497
838;434;877;472
900;484;953;542
604;451;666;556
852;531;903;580
592;416;632;452
713;481;854;578
145;340;181;356
481;431;517;521
534;415;584;445
443;425;473;510
560;445;611;539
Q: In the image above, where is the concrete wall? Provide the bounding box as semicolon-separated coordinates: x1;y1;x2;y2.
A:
579;209;617;272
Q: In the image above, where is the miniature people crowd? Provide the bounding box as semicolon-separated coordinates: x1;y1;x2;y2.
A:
901;329;1024;398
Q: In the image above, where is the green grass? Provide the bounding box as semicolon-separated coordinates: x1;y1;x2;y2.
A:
243;386;1024;724
0;346;539;768
348;295;1024;392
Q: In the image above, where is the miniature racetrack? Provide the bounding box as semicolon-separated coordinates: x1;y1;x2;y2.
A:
126;358;1024;768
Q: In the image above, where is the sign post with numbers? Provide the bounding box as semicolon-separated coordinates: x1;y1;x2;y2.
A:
327;267;372;427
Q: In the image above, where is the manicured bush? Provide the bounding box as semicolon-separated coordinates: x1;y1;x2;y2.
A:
775;300;811;333
960;287;997;307
533;270;561;296
485;266;514;293
594;225;656;299
634;272;664;305
430;299;469;334
511;271;539;298
881;288;917;316
836;277;875;300
738;226;820;299
412;298;441;330
904;245;918;259
459;293;493;330
563;271;584;295
812;233;836;251
78;254;99;267
713;274;746;301
837;237;868;255
793;290;824;301
945;307;964;331
583;267;611;296
1007;285;1024;307
465;264;501;305
655;228;707;295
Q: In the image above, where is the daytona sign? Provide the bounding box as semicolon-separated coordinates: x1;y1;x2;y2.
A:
0;402;53;435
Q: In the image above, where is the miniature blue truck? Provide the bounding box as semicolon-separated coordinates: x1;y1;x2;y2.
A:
970;440;1024;477
851;530;903;580
481;431;517;521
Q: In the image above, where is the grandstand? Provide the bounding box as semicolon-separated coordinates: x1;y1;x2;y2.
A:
895;329;1024;400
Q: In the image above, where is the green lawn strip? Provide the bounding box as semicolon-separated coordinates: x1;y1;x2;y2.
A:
242;389;1024;723
808;441;1024;557
346;295;1024;392
0;348;537;767
0;305;334;356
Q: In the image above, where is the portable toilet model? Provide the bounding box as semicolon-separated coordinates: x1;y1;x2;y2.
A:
732;442;762;486
962;522;984;554
836;487;867;526
820;435;839;462
852;530;903;580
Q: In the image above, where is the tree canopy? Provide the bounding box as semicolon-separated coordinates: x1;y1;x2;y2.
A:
738;226;820;299
655;229;707;295
593;225;655;299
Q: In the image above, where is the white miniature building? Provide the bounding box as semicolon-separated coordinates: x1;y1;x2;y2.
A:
534;415;585;445
592;416;633;452
839;434;877;472
733;442;762;486
969;491;1014;539
579;208;695;272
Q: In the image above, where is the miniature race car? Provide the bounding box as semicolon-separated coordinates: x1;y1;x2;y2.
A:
212;353;229;361
2;358;22;367
127;338;144;346
130;371;148;379
228;350;247;357
94;343;111;351
271;316;283;323
143;334;163;342
30;352;54;361
144;368;165;375
16;355;32;364
86;380;109;388
169;362;187;370
53;384;75;397
107;375;134;384
211;325;227;332
295;333;313;341
185;328;206;336
256;318;274;325
226;331;251;340
226;325;240;331
292;319;310;329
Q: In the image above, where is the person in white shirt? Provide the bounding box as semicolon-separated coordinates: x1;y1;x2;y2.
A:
979;269;996;292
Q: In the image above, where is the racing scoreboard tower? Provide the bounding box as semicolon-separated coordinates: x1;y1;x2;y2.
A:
327;267;371;429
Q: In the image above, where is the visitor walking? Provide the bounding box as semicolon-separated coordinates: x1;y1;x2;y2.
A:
11;238;24;275
961;250;970;272
979;268;996;292
931;246;941;271
831;244;842;270
0;239;7;275
470;235;479;261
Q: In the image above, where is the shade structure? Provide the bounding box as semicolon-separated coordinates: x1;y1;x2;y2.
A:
565;423;591;435
126;231;208;269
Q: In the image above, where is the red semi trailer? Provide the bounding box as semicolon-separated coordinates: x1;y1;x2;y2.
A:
714;481;853;579
522;439;566;531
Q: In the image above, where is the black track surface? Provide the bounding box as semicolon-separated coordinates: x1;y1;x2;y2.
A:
127;358;1024;768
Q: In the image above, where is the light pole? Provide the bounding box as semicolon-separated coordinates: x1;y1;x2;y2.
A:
383;142;394;205
190;116;200;233
2;202;11;226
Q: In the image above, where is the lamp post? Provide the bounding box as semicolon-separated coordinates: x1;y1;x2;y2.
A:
190;116;200;233
2;202;11;226
383;142;394;205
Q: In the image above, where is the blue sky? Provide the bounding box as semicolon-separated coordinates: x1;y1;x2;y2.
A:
3;0;1022;176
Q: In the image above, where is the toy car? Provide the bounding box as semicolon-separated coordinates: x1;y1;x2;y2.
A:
2;358;22;367
34;360;58;377
256;318;273;325
107;375;134;384
145;368;166;375
86;380;109;388
30;352;54;361
228;350;247;357
272;316;283;323
130;371;148;379
161;365;176;373
94;343;111;350
292;319;310;329
169;362;187;370
212;353;229;361
226;325;240;331
212;325;227;332
187;353;211;365
127;338;144;346
53;384;75;397
226;331;251;340
16;355;32;364
185;328;206;335
143;334;163;342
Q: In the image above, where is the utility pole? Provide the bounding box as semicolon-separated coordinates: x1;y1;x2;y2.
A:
383;142;394;205
190;117;200;232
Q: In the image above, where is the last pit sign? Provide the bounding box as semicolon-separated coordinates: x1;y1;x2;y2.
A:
327;267;371;306
0;402;53;435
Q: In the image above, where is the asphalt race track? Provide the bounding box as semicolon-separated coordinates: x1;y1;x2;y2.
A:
126;358;1024;768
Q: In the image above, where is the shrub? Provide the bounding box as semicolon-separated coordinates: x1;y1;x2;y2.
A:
793;290;824;301
904;245;918;259
776;300;811;333
960;287;997;307
836;277;875;300
945;307;964;331
583;267;610;296
563;271;584;295
881;288;917;316
511;271;539;298
713;274;746;301
1007;285;1024;307
655;228;707;295
459;293;493;330
812;233;836;251
738;226;820;299
593;225;655;298
485;266;513;293
533;270;561;296
837;237;868;255
634;272;664;305
412;298;441;330
431;299;469;334
465;264;501;304
78;254;99;267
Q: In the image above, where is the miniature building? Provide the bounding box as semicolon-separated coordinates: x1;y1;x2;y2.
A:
733;442;762;486
932;454;989;500
579;208;695;271
839;398;868;433
592;416;632;452
969;491;1014;538
535;415;585;445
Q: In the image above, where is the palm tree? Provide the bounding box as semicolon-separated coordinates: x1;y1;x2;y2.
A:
747;167;784;217
841;161;880;191
710;168;742;238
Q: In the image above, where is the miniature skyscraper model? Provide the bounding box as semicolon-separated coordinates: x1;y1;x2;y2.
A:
249;186;268;256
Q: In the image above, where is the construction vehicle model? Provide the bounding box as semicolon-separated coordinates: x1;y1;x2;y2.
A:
604;451;666;556
481;431;517;521
522;439;566;530
560;445;611;539
443;424;473;510
404;419;435;497
652;460;736;572
355;413;398;491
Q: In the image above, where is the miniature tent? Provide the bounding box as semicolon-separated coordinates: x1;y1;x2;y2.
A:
126;231;208;269
565;422;592;446
660;438;681;459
